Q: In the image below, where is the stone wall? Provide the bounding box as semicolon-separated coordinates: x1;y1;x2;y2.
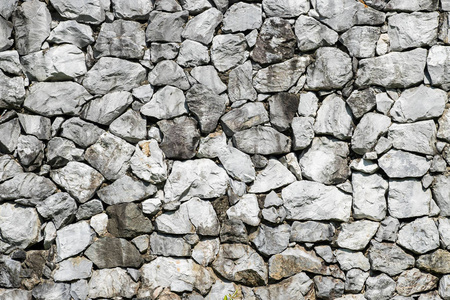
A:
0;0;450;299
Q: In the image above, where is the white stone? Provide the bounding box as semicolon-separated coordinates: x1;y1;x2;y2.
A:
90;213;108;236
218;146;255;183
336;220;379;251
191;65;226;94
56;221;95;262
88;268;139;299
249;159;296;193
227;194;261;226
140;85;187;120
388;120;437;155
130;140;167;184
192;239;220;266
352;172;388;221
294;16;338;52
351;113;391;155
388;179;433;219
314;94;353;140
54;257;93;282
397;217;440;254
427;45;450;90
222;2;262;33
186;198;220;236
379;149;430;178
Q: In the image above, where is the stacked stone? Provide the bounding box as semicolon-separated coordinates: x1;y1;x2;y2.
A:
2;0;450;299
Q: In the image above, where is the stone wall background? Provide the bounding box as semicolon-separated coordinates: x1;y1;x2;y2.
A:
1;0;450;299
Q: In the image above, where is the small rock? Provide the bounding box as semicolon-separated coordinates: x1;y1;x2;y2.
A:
60;117;104;148
290;221;335;243
56;221;94;262
192;239;219;266
109;109;146;143
368;241;415;276
155;203;195;234
346;89;377;119
177;40;210;67
211;33;248;72
352;172;388;221
220;219;248;244
106;203;153;239
340;26;380;58
294;15;338;52
262;206;287;224
15;135;44;168
185;198;220;236
158;116;200;159
17;114;51;141
221;102;269;136
376;92;394;115
32;282;71;300
218;146;255;183
191;65;226;94
375;216;400;242
389;120;437;155
45;137;83;168
314;276;344;300
233;126;291;155
0;172;56;201
252;224;290;257
0;71;25;107
335;250;370;271
97;175;156;206
263;0;309;18
81;91;133;125
345;269;369;293
0;118;20;153
253;272;313;299
249;159;296;193
336;220;379;251
379;149;430;178
53;257;92;282
397;217;440;254
111;0;153;20
228;61;257;102
222;2;262;33
37;193;77;229
141;86;187;120
365;273;396;300
75;200;103;221
428;45;450;90
49;0;105;24
314;94;354;140
417;249;450;274
48;20;94;48
88;268;139;299
182;8;223;45
351;113;391;155
148;60;190;90
150;232;191;257
269;93;299;132
0;155;22;183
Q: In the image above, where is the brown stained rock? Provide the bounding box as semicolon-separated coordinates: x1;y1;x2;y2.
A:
396;268;438;296
417;249;450;274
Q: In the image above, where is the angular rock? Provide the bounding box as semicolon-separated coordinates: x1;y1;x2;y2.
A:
111;0;153;20
314;94;353;140
53;257;92;282
269;93;299;132
388;179;432;219
351;113;391;155
190;65;227;94
379;149;430;178
182;8;223;45
369;241;415;276
218;146;255;183
227;194;261;227
155;204;195;234
85;237;143;268
221;102;269;136
48;20;94;48
32;282;70;300
211;34;248;72
352;172;388;221
50;161;104;203
440;275;450;299
109;109;146;143
97;175;156;205
81;91;133;125
88;268;139;299
228;61;257;102
249;159;296;193
335;250;370;272
252;224;290;257
396;268;438;296
46;137;83;168
356;48;427;88
262;206;287;224
0;257;21;288
158;116;200;159
0;119;20;154
306;47;352;90
60;117;104;148
233;126;291;155
12;0;51;55
440;218;450;249
150;233;191;257
177;40;210;67
427;45;450;90
150;42;179;63
50;0;105;24
220;219;248;244
253;56;312;93
299;136;350;185
179;0;211;14
433;175;450;217
345;269;369;293
37;193;77;229
294;15;338;52
263;0;309;18
282;181;352;222
397;217;440;254
388;12;439;51
251;17;296;65
0;17;13;51
140;86;187;120
15;135;44;168
146;11;188;43
336;220;379;251
253;272;313;299
0;172;56;201
314;276;344;300
212;244;267;286
222;3;262;33
0;155;22;183
290;221;335;243
388;121;437;155
384;0;438;11
185;197;220;236
17;114;51;141
106;203;153;238
56;221;94;262
417;249;450;274
346;89;377;119
76;200;103;221
24;82;92;117
291;117;314;150
164;158;228;203
438;109;450;143
0;71;25;107
130;140;167;184
148;60;190;90
94;20;145;59
340;26;380;58
390;85;447;123
365;273;396;300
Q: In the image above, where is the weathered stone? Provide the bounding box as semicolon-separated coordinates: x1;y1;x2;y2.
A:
388;12;439;51
294;15;338;52
141;257;214;295
253;56;312;93
340;26;380;58
48;21;94;48
213;244;267;286
351;113;390;155
252;224;290;257
158;116;200;160
148;60;190;90
346;89;377;119
220;219;248;244
262;206;287;225
314;94;353;140
352;172;388;221
299;136;350;185
379;149;430;178
282;181;352;222
290;221;334;243
150;232;191;257
0;119;19;154
191;66;226;95
50;162;104;203
50;0;105;24
56;221;94;262
336;220;379;251
228;61;257;102
314;276;344;300
24;82;92;117
177;40;209;67
433;175;450;216
428;45;450;90
291;117;314;150
129;140;167;184
111;0;153;20
396;268;438;296
221;102;269;136
233;126;291;155
182;8;222;45
155;203;195;234
60;117;104;148
37;193;77;229
440;275;450;299
365;273;396;300
94;20;145;59
197;132;226;159
253;272;312;300
345;269;369;293
218;146;255;183
12;0;51;55
438;109;450;143
369;241;415;276
45;137;83;168
356;48;427;88
32;282;70;300
263;0;309;18
0;0;18;20
17;114;51;141
83;57;146;95
88;268;139;299
150;42;179;63
384;0;438;11
0;71;25;107
0;172;56;201
15;135;44;168
85;237;143;268
109;109;146;143
81;91;133;125
335;250;370;272
397;217;440;254
76;200;103;221
388;179;432;219
140;86;187;120
0;257;21;288
249;159;295;193
106;203;153;238
146;11;188;42
53;257;92;282
0;155;22;183
417;249;450;274
226;194;261;226
388;121;437;155
222;2;262;33
268;93;299;132
179;0;211;14
97;175;156;206
185;198;220;236
211;34;248;72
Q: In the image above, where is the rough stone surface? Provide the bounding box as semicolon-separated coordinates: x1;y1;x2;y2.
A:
352;172;388;221
157;116;200;159
85;237;143;268
369;241;415;276
388;120;437;155
233;126;291;155
314;94;353;140
294;16;338;52
397;217;440;254
379;149;430;178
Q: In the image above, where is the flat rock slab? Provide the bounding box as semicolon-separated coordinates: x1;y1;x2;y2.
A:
379;149;430;178
233;126;291;155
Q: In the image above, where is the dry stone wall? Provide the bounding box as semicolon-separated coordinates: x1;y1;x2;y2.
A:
1;0;450;299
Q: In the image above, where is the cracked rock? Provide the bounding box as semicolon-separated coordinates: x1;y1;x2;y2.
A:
0;70;25;107
397;217;440;254
379;149;430;178
314;276;345;300
81;91;133;125
369;241;415;276
218;146;255;183
336;220;379;251
222;2;262;33
221;102;269;136
388;120;437;155
146;11;188;43
226;194;260;226
130;140;167;184
148;60;190;90
16;135;44;168
182;8;222;45
97;175;156;206
158;116;200;159
46;137;83;168
111;0;153;20
48;21;94;48
141;86;187;120
351;113;391;155
365;273;396;300
269;93;299;132
314;94;354;140
17;114;51;141
346;89;377;119
340;26;380;58
249;159;296;193
396;268;438;296
109;109;147;143
56;221;94;262
49;0;106;24
37;193;77;229
150;232;191;257
252;224;290;257
211;34;248;72
85;237;143;268
88;268;139;299
228;61;257;102
290;221;335;243
60;117;104;148
0;172;56;201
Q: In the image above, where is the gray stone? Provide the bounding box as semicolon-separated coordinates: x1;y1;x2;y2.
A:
0;203;40;250
282;181;352;222
140;257;214;295
253;272;313;300
0;172;56;201
299;136;350;185
177;40;209;67
397;217;440;254
269;93;299;132
417;249;450;274
50;0;105;24
352;172;388;221
16;135;44;168
0;18;12;55
197;132;227;159
292;117;314;150
298;92;319;117
340;26;380;58
56;221;94;262
0;0;18;20
154;0;182;11
254;56;312;93
365;273;396;300
111;0;153;20
132;84;154;104
142;198;162;216
335;250;370;272
221;102;269;136
290;221;335;243
12;0;51;55
211;34;248;72
60;117;104;148
418;290;443;300
106;202;153;238
48;21;94;48
85;237;143;268
249;159;296;193
226;194;261;226
0;155;22;183
428;45;450;90
76;199;103;221
17;114;51;141
185;198;220;236
0;119;19;153
433;175;450;216
251;17;296;65
294;15;338;52
314;276;344;300
158;116;200;159
130;140;167;184
94;20;145;59
53;257;92;282
0;71;25;107
441;275;450;299
369;241;415;276
390;85;447;123
88;268;139;299
179;0;211;14
388;12;439;51
81;91;133;125
314;94;353;140
50;161;104;203
46;137;83;168
396;268;438;296
336;220;379;251
83;57;146;95
190;65;226;94
306;47;353;90
345;88;376;119
141;86;187;120
150;232;191;257
252;224;290;256
262;206;287;224
384;0;438;11
146;11;188;43
212;244;267;286
356;48;427;88
155;204;195;234
220;219;248;244
150;42;179;63
148;60;190;90
228;61;257;102
439;218;450;250
222;3;262;33
388;120;437;155
24;82;92;117
0;257;21;288
32;282;71;300
109;109;146;143
375;217;399;242
218;146;255;183
263;0;309;18
388;179;432;219
438;109;450;143
97;175;156;206
233;126;291;155
351;113;391;155
37;193;77;229
379;149;430;178
345;269;369;293
182;8;223;45
84;132;135;180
